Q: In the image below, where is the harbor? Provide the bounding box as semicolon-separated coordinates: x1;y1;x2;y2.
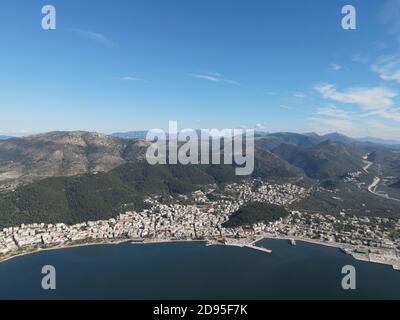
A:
1;240;400;300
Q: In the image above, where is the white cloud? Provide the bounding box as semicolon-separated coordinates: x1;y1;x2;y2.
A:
372;55;400;83
352;53;370;64
331;63;343;72
380;0;400;36
310;103;400;140
308;116;362;137
309;105;361;136
315;83;400;123
189;73;219;82
315;84;397;110
116;76;147;82
366;120;400;140
188;73;239;85
308;117;399;140
362;108;400;122
316;105;352;119
71;29;116;48
255;123;267;130
292;92;306;98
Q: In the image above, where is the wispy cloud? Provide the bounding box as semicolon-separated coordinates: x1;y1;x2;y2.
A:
115;76;147;82
352;53;370;64
188;73;239;85
315;83;396;110
366;120;400;139
309;113;400;140
308;105;397;139
315;83;400;123
331;63;343;72
71;29;116;48
309;105;357;135
316;105;352;119
362;108;400;122
372;55;400;83
380;0;400;37
308;116;362;137
292;92;306;99
255;123;267;130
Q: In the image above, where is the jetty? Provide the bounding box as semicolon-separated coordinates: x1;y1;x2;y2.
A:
244;245;272;254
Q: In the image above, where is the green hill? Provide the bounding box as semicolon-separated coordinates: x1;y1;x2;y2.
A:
272;140;363;181
222;202;289;228
0;152;303;228
0;173;141;227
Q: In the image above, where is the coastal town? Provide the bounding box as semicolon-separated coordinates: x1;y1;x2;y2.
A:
1;180;399;270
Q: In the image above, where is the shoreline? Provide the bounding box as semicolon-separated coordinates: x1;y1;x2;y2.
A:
262;234;400;271
0;238;210;264
1;236;399;271
0;239;130;264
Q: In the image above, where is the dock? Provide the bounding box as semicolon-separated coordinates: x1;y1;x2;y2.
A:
249;237;266;246
244;245;272;254
209;240;273;254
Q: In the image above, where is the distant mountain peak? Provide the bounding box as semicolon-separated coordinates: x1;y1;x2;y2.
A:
0;135;13;140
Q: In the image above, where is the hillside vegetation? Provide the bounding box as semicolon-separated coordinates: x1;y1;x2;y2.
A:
1;131;400;227
0;156;301;228
223;202;289;228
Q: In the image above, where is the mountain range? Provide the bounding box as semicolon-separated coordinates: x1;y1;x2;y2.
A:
113;130;400;147
0;131;150;188
0;130;399;227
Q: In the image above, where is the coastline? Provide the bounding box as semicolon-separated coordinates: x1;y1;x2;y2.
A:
1;235;399;271
262;234;400;271
0;240;130;264
0;238;211;264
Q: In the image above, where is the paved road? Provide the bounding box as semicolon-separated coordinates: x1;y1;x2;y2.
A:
368;176;400;202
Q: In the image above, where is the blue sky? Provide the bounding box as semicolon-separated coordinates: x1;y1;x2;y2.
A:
1;0;400;139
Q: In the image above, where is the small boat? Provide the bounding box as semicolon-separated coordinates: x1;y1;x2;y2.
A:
290;239;296;246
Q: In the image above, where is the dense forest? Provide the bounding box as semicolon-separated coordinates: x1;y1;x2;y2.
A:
0;148;306;228
0;161;246;228
223;202;289;228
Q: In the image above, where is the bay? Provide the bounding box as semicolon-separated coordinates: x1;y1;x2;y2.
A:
0;240;399;300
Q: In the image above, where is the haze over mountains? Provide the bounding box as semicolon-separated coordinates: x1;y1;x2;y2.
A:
112;130;400;146
0;130;400;227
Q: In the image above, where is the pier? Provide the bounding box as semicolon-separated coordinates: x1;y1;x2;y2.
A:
244;245;272;254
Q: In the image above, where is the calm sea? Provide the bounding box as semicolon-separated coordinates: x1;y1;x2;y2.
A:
0;239;399;300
